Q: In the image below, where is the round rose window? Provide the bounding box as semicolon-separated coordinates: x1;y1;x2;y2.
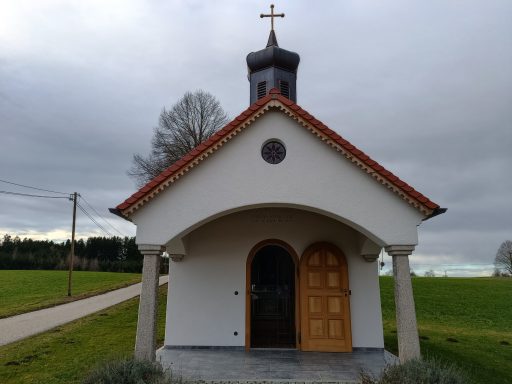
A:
261;140;286;164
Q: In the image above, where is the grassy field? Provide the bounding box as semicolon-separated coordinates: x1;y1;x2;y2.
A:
0;270;141;318
380;276;512;384
0;277;510;383
0;285;167;384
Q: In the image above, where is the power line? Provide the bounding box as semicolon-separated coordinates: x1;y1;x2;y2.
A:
76;202;113;237
0;190;70;199
0;178;69;195
0;179;125;237
79;195;125;237
76;202;112;237
77;203;113;237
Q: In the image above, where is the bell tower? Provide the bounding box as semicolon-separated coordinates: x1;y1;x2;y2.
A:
246;5;300;104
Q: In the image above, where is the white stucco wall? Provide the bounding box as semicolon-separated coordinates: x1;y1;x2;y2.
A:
165;208;385;349
132;109;424;247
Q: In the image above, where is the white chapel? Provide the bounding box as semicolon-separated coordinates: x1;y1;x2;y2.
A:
112;12;445;365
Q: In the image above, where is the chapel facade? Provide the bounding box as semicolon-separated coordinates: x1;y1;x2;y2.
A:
112;15;444;364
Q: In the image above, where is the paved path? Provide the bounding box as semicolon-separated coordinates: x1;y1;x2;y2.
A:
157;349;391;382
0;275;168;347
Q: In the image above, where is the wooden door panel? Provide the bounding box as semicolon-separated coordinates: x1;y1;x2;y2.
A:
307;271;322;288
326;252;339;266
308;296;322;313
308;251;321;266
326;271;341;289
309;319;325;337
300;243;352;352
327;296;342;314
328;319;344;339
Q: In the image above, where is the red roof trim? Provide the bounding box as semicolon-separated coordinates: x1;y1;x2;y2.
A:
117;90;439;215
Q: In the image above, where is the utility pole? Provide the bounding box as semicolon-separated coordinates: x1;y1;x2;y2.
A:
68;192;78;297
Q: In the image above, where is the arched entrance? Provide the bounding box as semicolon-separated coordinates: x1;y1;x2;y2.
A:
246;240;299;349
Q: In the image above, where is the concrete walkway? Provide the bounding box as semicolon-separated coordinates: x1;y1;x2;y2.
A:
0;275;168;347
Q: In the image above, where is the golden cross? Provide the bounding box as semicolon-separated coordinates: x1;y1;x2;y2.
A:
260;4;285;31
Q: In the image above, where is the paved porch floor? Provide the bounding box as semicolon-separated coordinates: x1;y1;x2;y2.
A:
157;348;396;383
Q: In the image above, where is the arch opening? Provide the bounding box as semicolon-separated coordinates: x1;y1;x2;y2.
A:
163;203;389;255
246;240;299;349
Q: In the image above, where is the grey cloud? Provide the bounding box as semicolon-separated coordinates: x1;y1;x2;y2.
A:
0;1;511;275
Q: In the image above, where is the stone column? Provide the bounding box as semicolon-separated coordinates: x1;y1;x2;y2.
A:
134;244;164;361
385;245;421;363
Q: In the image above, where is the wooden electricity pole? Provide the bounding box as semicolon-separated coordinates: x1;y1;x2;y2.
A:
68;192;78;297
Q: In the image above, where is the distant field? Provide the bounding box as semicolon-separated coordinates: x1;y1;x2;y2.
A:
380;276;512;384
0;270;141;318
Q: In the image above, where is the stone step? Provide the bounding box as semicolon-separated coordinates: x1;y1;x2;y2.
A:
191;381;359;384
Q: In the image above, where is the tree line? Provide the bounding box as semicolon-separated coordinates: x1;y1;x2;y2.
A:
0;234;144;273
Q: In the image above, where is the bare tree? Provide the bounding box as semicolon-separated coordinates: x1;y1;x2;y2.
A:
494;240;512;276
424;269;436;277
492;268;507;277
129;90;229;187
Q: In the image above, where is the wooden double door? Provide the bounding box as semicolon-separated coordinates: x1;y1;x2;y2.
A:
247;241;352;352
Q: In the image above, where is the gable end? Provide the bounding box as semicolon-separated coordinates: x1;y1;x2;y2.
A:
116;90;441;218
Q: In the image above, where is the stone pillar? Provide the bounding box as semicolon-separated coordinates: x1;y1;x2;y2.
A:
385;245;421;363
134;244;164;361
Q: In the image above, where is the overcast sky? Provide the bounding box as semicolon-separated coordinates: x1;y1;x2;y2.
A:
1;1;511;276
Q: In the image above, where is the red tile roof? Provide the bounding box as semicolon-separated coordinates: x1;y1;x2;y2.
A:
116;88;440;217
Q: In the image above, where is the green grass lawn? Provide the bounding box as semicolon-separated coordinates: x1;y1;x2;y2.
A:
0;285;167;384
0;270;141;318
0;277;510;384
380;276;512;384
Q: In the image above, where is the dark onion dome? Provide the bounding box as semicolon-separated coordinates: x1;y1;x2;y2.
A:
246;30;300;74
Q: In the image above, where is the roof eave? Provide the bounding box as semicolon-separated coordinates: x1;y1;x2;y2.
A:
423;207;448;221
109;207;132;222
